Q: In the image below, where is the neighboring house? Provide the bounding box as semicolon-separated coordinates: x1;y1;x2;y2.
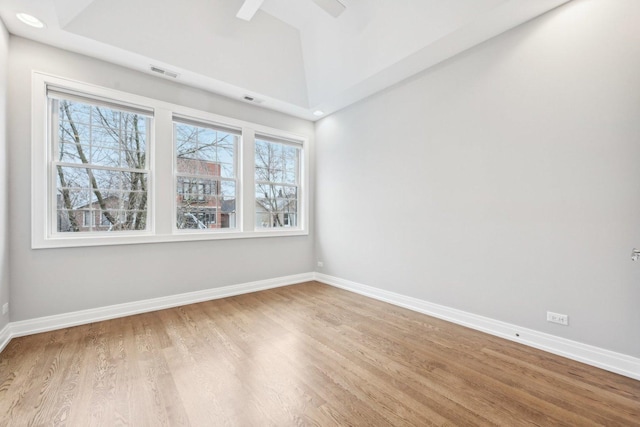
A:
176;158;234;229
176;157;297;230
57;194;126;232
220;199;236;228
255;198;296;228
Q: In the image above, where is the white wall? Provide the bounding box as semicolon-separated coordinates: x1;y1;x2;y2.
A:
315;0;640;357
8;37;315;322
0;19;9;330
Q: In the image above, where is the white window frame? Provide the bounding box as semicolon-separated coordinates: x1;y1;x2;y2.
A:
254;135;302;230
172;116;241;234
48;88;154;238
32;72;309;249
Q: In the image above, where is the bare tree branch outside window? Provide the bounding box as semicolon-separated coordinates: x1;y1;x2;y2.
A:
255;139;299;228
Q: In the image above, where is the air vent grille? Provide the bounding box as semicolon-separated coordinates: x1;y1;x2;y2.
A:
243;95;264;104
150;66;178;78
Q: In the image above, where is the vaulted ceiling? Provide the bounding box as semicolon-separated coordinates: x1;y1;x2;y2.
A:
0;0;571;120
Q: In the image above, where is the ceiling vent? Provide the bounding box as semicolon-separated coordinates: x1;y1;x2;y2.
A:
243;95;264;104
150;65;178;79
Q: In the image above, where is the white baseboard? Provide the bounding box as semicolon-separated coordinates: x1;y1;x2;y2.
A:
0;323;11;354
1;272;313;351
314;273;640;381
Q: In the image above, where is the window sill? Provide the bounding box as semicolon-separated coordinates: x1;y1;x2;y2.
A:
33;229;309;249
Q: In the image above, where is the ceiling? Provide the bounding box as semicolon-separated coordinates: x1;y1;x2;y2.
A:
0;0;571;120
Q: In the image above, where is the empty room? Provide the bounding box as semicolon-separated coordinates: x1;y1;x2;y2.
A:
0;0;638;425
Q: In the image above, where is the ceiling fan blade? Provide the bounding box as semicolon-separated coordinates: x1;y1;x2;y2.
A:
236;0;265;21
311;0;346;18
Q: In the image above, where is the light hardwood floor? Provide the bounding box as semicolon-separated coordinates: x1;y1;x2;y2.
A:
0;281;638;426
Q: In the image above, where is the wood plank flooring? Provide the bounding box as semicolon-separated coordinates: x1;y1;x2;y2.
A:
0;281;638;426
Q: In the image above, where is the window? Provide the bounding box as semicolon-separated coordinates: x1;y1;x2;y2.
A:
82;210;110;229
179;207;217;229
82;210;94;227
32;73;308;248
255;137;300;229
51;94;151;234
174;119;238;231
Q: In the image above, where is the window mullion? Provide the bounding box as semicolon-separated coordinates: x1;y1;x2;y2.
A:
154;108;174;235
53;162;147;175
242;128;255;232
255;180;297;187
176;172;235;181
49;99;60;238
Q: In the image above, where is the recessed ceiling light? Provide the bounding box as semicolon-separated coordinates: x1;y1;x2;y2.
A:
313;110;324;117
16;13;45;29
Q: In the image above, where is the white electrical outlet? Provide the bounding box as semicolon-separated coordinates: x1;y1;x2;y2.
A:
317;261;324;268
547;311;569;326
2;303;8;315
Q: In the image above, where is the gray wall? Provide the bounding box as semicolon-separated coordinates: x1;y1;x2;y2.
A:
315;0;640;357
8;37;315;322
0;20;9;329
